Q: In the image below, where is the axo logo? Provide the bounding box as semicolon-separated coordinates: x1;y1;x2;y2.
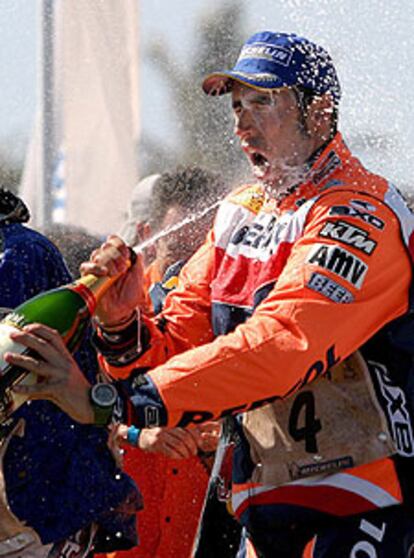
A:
371;361;414;456
328;205;385;230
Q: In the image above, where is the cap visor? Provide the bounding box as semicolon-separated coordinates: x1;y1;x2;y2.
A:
202;70;285;96
202;72;236;95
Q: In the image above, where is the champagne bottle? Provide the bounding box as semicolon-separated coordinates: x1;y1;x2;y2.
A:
0;272;121;424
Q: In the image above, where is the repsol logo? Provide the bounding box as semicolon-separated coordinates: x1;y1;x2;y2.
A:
229;213;291;259
329;205;385;230
307;243;368;289
176;345;339;427
371;361;414;456
295;344;340;390
319;220;377;255
349;519;386;558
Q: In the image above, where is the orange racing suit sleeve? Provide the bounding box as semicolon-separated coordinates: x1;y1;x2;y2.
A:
95;233;217;385
100;189;412;427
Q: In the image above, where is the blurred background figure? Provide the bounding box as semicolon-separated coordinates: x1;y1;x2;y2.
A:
148;166;224;270
42;223;102;278
119;173;161;250
119;165;226;314
144;165;226;313
111;165;226;558
118;173;162;276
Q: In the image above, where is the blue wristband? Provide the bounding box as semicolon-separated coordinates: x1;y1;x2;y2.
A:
127;425;141;446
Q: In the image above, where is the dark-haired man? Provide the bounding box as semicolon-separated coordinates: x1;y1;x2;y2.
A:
10;32;414;557
145;165;225;311
111;166;226;558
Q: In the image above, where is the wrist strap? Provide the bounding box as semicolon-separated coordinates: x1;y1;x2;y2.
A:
127;425;141;446
96;309;137;333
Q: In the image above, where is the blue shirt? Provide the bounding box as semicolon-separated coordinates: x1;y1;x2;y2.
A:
1;223;140;547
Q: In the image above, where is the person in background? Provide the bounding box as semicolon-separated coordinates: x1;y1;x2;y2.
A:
10;31;414;557
119;175;160;241
43;223;102;278
111;166;226;558
119;173;161;269
120;166;226;312
145;165;226;312
0;188;140;557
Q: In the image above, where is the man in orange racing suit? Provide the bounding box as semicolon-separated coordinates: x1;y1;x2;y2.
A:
8;32;414;557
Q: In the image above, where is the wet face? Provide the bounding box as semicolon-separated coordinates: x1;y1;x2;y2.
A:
232;82;315;190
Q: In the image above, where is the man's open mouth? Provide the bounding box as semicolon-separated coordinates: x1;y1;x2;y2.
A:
249;152;270;176
251;152;268;166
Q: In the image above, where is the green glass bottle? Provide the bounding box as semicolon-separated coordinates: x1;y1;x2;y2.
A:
0;273;120;423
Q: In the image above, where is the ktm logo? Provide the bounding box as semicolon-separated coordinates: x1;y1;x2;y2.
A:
319;220;377;255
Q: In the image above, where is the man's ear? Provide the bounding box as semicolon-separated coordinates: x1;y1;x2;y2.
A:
305;93;335;137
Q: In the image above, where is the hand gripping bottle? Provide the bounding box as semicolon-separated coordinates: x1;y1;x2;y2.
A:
0;272;123;424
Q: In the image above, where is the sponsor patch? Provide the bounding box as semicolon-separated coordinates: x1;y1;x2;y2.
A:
163;275;179;290
312;151;341;185
290;456;354;479
307;271;354;303
228;209;298;262
350;199;377;212
318;220;377;255
329;205;385;230
239;43;293;67
229;186;265;214
234;71;280;83
371;361;414;456
306;243;368;289
145;405;160;427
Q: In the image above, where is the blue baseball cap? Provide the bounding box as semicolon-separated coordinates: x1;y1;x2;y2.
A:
202;31;341;105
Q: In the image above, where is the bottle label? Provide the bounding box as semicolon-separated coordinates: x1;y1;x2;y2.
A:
3;311;27;331
0;323;35;420
0;323;26;372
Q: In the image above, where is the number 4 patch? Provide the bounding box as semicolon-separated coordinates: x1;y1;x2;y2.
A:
288;391;322;453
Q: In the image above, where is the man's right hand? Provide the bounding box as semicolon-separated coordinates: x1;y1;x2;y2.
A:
80;235;146;328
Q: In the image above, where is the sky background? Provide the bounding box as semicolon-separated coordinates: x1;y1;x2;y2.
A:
0;0;413;188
